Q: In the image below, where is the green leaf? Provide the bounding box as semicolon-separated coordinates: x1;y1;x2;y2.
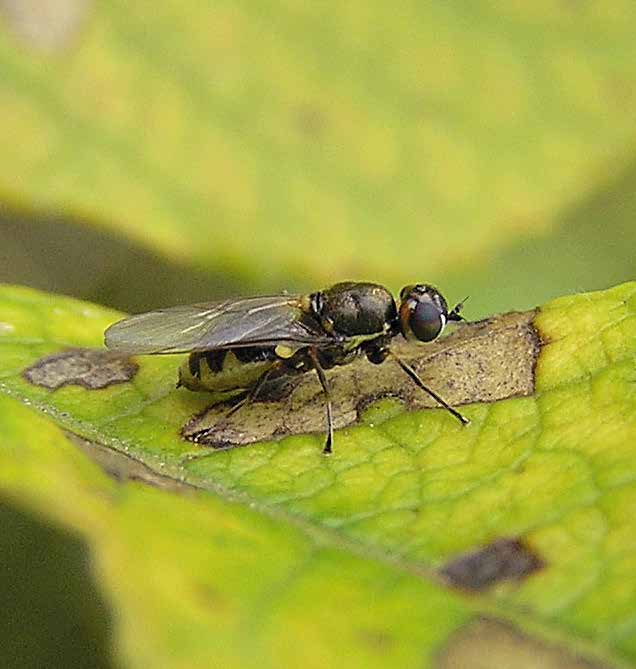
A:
1;3;636;286
0;281;635;667
0;393;477;668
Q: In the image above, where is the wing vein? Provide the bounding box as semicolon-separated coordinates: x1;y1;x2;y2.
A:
104;294;331;355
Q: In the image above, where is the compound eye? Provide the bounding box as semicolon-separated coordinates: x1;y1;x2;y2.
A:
399;285;414;302
409;300;445;342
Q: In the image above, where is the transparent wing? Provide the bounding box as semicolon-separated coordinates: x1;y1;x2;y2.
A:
104;295;333;355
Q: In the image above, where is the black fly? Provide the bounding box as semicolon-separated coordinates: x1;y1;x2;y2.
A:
104;282;469;454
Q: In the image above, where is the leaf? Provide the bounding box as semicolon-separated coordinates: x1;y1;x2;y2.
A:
0;393;478;668
0;281;635;667
1;4;636;286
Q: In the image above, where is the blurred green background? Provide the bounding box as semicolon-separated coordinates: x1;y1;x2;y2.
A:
1;2;636;667
1;1;634;318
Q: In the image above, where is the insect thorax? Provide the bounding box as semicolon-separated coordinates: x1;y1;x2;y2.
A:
315;282;397;337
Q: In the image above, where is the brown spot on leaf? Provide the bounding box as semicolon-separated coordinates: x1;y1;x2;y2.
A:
23;348;138;390
184;309;540;448
436;617;608;669
66;432;193;492
438;537;545;591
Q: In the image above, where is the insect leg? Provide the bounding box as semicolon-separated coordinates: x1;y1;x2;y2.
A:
224;360;283;419
309;348;334;455
390;352;469;425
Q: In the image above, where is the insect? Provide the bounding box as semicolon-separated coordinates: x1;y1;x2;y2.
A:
104;282;469;454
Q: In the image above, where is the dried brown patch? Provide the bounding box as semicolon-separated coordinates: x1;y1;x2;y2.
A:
436;617;609;669
23;348;138;390
438;537;545;591
184;310;540;448
66;433;193;492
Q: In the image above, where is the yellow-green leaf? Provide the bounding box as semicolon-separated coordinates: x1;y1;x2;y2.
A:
0;394;477;668
0;281;635;667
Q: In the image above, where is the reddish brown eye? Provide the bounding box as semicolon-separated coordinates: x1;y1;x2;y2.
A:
398;284;450;342
409;300;444;341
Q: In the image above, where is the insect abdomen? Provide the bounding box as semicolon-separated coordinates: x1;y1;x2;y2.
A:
178;347;276;393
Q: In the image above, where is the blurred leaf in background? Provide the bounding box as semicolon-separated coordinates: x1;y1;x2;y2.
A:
0;1;634;314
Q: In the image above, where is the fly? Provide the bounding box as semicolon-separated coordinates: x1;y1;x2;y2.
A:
104;282;469;454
